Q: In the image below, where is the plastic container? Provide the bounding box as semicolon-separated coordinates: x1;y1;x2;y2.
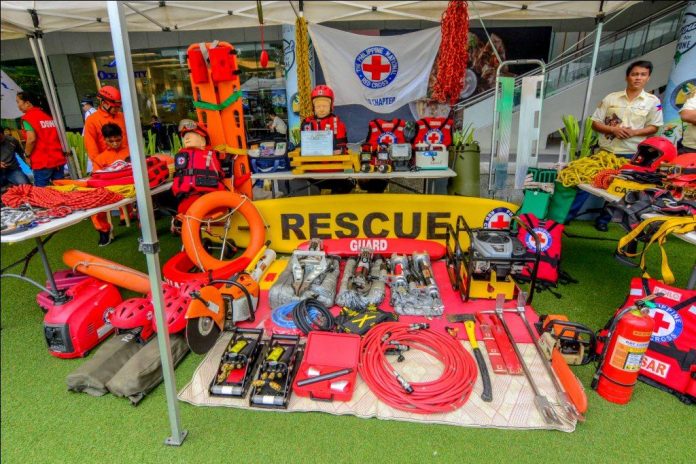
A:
293;332;361;402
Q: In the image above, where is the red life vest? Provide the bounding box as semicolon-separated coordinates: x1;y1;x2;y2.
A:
366;118;407;150
172;148;227;197
302;114;348;153
516;213;563;285
21;107;65;170
617;278;696;404
413;117;453;147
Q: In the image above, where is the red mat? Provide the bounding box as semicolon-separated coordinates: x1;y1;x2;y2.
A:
238;259;538;343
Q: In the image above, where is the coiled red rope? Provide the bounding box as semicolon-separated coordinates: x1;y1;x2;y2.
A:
2;185;124;211
359;322;477;414
432;0;469;105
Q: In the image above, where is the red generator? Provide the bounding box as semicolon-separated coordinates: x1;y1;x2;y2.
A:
43;277;122;359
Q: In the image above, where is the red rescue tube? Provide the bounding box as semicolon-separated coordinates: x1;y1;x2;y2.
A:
162;251;250;286
62;249;150;294
181;191;266;271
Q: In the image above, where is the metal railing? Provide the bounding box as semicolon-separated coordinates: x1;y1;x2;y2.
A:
454;2;685;112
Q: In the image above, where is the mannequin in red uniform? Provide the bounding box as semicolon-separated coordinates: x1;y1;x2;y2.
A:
301;85;354;193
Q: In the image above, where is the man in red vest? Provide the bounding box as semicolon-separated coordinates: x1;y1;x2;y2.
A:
16;92;66;187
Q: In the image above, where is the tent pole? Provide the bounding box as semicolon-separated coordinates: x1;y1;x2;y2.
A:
27;35;79;177
35;35;79;178
579;13;604;153
106;1;187;447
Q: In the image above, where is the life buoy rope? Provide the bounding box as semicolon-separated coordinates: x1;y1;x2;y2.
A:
181;191;266;271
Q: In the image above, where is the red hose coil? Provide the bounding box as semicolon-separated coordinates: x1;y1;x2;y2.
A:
359;322;477;414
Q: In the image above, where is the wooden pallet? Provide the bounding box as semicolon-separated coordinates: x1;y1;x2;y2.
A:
289;150;359;174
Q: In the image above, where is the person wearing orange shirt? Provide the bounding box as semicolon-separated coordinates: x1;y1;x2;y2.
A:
91;123;133;246
83;86;128;163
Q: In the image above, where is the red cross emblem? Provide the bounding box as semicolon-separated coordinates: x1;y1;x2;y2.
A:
362;55;391;81
652;311;672;333
534;232;548;247
490;214;510;229
380;134;393;144
427;131;442;144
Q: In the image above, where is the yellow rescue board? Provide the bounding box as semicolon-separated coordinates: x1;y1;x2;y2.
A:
216;193;518;254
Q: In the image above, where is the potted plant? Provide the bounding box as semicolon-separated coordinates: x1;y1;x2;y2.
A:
447;123;480;197
558;115;597;161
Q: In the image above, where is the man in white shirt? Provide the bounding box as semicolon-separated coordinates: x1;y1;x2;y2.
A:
591;60;663;157
590;60;664;231
81;98;97;121
679;91;696;153
267;110;287;136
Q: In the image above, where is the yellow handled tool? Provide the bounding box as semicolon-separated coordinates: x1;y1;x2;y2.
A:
447;314;493;402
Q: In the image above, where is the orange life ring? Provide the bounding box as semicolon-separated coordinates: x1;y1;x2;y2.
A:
181;191;266;271
162;251;250;286
62;249;150;294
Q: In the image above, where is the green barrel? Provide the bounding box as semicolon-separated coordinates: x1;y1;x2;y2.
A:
448;142;481;197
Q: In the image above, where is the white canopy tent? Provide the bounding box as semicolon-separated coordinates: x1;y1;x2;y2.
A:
1;1;636;39
0;0;637;447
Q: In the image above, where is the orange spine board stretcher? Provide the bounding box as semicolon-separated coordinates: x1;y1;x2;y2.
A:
62;249;150;294
187;42;252;198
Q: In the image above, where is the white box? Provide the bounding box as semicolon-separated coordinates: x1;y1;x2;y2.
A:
415;144;448;170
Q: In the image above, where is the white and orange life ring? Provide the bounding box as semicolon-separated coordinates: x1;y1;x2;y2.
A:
180;190;266;271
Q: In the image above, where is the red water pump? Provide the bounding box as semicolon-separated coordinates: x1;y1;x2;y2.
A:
592;297;656;404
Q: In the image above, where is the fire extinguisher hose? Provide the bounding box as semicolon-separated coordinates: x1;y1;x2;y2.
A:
359;322;477;414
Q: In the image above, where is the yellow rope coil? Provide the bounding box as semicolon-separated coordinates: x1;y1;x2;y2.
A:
296;16;313;120
557;150;626;187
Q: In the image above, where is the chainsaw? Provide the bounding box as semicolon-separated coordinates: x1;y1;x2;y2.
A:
185;245;274;354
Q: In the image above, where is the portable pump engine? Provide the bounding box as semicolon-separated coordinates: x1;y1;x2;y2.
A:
446;215;541;302
470;230;527;280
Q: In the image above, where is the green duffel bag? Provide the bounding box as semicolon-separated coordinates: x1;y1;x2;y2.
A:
106;333;189;405
66;333;144;397
547;181;578;224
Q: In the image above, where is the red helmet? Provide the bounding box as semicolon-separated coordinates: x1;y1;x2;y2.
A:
151;283;197;335
311;85;334;104
98;86;122;106
106;298;155;341
628;136;677;172
178;119;209;142
665;153;696;183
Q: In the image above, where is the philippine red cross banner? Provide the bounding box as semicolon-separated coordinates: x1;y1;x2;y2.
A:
308;24;441;113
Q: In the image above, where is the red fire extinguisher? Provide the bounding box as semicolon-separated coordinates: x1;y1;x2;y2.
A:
592;298;657;404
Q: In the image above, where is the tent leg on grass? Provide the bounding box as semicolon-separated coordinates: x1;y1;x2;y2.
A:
106;0;187;447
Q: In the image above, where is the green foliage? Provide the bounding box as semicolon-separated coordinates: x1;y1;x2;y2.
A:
451;123;475;148
558;114;579;160
66;131;88;175
580;117;598;157
144;130;157;155
558;115;597;160
170;133;183;154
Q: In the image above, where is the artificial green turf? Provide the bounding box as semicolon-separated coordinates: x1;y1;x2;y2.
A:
2;219;695;464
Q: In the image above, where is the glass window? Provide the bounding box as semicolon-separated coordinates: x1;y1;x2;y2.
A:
66;41;287;142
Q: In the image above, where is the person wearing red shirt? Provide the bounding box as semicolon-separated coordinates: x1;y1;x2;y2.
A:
16;92;66;187
83;86;128;164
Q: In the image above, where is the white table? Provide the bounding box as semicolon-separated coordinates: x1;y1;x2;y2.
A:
1;182;172;300
577;183;696;287
252;168;456;197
